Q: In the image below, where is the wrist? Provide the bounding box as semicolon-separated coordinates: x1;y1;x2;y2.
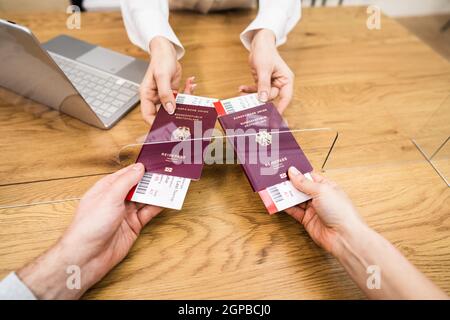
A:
149;36;176;57
251;29;276;50
17;240;93;299
332;222;375;261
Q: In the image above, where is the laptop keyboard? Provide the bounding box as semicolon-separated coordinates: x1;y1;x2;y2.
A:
49;52;140;120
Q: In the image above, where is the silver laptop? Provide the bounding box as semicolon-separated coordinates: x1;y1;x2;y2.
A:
0;19;148;129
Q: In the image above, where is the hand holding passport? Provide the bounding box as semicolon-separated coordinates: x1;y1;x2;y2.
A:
126;93;218;210
127;93;313;214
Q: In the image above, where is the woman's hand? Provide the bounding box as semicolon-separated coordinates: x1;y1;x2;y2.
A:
285;167;366;255
285;167;448;300
239;29;294;114
139;37;196;124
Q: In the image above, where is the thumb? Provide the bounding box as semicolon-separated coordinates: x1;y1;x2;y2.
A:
155;74;176;115
288;166;320;196
256;66;272;103
109;163;145;201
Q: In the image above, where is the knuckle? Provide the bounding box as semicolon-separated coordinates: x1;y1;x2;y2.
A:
159;91;171;100
95;178;111;191
318;184;329;193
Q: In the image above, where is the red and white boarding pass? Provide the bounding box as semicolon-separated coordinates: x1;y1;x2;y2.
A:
214;94;313;214
126;93;218;210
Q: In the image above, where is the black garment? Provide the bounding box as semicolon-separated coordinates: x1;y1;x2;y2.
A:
71;0;85;11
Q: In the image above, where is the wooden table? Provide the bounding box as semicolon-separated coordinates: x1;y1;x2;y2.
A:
0;7;449;299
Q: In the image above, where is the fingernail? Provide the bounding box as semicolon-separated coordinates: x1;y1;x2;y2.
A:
259;91;268;102
166;102;175;115
288;166;300;176
132;163;144;171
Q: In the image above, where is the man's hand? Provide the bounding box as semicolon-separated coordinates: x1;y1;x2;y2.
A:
285;167;366;256
239;29;295;114
17;163;163;299
285;167;449;300
139;36;181;124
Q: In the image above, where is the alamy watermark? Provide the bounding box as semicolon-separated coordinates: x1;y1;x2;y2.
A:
366;265;381;290
66;5;81;30
143;121;289;176
366;5;381;30
66;264;81;290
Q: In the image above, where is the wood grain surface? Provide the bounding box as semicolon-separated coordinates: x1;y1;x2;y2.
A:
0;7;449;299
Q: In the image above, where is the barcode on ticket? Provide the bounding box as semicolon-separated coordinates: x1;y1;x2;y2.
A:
135;172;153;195
175;93;217;107
222;101;236;114
128;172;191;210
258;173;313;214
267;185;283;203
215;94;263;115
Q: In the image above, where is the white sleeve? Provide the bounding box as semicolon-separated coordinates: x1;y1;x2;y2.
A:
120;0;185;59
0;272;37;300
240;0;302;50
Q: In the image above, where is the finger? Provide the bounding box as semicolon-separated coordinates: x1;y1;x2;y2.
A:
109;163;145;201
92;165;134;191
285;206;305;224
276;82;293;114
170;62;182;90
183;76;195;92
110;165;135;178
238;85;279;101
139;74;158;124
238;85;257;93
140;99;157;125
300;206;317;231
155;74;176;114
310;172;337;188
135;202;147;211
269;87;280;100
256;66;272;103
238;85;257;97
310;172;327;183
183;76;197;94
288;166;320;196
183;84;195;95
137;205;164;227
